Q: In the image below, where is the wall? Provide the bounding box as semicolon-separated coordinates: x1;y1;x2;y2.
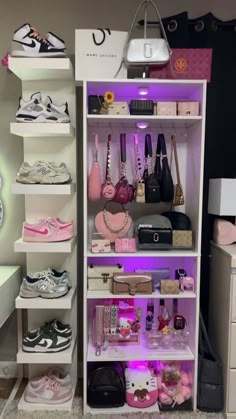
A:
0;0;235;363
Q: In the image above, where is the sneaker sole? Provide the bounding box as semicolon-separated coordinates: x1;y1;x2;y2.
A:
22;342;71;353
12;50;66;57
16;177;70;184
22;234;73;242
19;289;68;299
16;116;70;123
24;393;72;405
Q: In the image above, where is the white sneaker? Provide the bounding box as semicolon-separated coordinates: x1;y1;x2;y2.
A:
12;23;66;57
16;92;70;123
16;161;71;184
46;32;66;51
45;96;70;123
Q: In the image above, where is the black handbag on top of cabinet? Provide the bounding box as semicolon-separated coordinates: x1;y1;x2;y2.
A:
155;134;174;203
87;364;125;408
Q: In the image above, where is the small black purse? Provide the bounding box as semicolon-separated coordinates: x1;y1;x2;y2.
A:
144;134;161;203
88;95;104;114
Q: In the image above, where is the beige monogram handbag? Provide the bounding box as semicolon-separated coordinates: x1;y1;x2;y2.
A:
88;264;124;291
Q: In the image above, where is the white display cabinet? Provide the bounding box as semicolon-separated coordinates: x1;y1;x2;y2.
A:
82;79;206;414
9;57;77;412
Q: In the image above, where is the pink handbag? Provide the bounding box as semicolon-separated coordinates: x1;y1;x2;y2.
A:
213;219;236;245
88;134;102;201
115;238;136;253
95;202;133;243
150;49;213;82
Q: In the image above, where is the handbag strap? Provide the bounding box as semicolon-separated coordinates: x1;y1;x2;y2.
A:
95;133;99;163
145;134;153;175
103;201;129;233
105;134;112;181
170;135;181;184
134;134;143;181
120;133;127;177
126;0;171;52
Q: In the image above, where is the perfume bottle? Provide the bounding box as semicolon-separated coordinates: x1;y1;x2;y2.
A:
146;299;154;331
158;299;172;331
172;299;189;348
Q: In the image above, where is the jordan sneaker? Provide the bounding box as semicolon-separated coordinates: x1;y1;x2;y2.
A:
46;32;66;52
44;96;70;123
16;93;70;123
12;23;65;57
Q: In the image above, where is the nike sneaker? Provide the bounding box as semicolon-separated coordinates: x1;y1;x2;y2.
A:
22;218;74;242
16;161;71;184
46;32;66;51
43;320;72;340
20;275;69;299
12;23;66;57
44;96;70;123
24;376;72;404
47;368;72;389
23;328;71;353
16;93;70;123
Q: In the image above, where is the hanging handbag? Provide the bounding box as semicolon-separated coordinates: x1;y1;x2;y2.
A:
125;0;171;66
101;134;116;200
94;201;133;243
88;133;102;201
197;312;223;412
144;134;161;203
155;134;174;203
113;133;134;204
170;135;184;206
134;134;145;203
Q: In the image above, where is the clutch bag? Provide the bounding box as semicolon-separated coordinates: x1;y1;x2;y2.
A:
112;273;152;295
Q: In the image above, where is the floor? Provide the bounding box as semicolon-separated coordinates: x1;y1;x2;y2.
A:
0;398;225;419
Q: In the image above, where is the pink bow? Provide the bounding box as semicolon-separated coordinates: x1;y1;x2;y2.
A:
1;52;11;73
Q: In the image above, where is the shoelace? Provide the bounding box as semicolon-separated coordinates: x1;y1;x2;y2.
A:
45;377;61;391
37;218;59;231
31;29;49;45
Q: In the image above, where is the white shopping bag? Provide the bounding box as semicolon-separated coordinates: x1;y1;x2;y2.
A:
75;29;127;81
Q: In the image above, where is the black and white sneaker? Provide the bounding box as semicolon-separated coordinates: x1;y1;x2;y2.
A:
43;320;72;340
16;92;69;123
46;32;66;51
12;23;66;57
23;328;71;353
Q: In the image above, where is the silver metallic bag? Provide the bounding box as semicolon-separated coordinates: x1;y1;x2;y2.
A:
125;0;171;66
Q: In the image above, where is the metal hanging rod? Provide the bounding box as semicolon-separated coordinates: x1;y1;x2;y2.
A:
138;19;236;31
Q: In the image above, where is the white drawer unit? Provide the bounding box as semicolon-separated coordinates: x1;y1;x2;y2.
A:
209;243;236;418
0;266;21;328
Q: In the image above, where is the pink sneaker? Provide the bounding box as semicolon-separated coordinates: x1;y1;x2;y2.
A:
22;218;74;242
24;376;72;404
47;368;72;389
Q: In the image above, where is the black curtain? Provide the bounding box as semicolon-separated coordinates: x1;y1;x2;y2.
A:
162;13;236;322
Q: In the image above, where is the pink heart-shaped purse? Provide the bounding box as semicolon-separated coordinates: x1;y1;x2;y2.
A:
95;204;132;243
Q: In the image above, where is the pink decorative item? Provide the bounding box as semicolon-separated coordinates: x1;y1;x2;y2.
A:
177;102;199;116
159;362;192;407
125;367;158;408
213;219;236;245
115;238;136;253
119;317;132;338
91;239;111;253
150;49;213;82
180;277;195;292
22;218;74;242
88;134;102;201
95;207;132;243
157;102;176;116
1;52;11;73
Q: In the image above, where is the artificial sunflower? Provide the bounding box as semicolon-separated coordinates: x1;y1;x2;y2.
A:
104;91;115;104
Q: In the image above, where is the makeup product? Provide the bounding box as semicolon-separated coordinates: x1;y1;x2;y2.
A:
173;299;186;330
146;299;154;331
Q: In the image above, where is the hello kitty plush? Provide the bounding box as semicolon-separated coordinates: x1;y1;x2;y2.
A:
125;367;158;408
119;317;132;339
